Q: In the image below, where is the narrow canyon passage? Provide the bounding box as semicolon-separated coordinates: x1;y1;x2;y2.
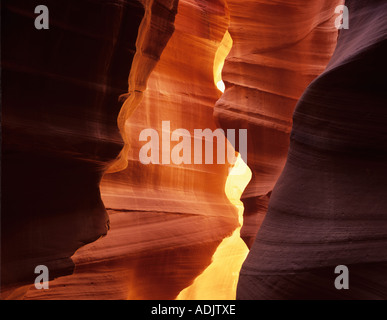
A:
2;0;386;300
22;0;246;300
177;154;251;300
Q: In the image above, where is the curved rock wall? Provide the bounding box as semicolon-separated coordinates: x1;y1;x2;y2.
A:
238;0;387;299
20;0;240;300
214;0;343;247
3;0;386;300
1;0;177;298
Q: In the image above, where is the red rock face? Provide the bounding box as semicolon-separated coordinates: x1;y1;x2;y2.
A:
1;0;178;298
11;0;241;300
93;0;240;298
237;0;387;299
2;0;387;300
100;0;238;297
214;0;343;247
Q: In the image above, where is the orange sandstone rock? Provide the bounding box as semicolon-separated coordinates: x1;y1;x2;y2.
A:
23;0;239;300
214;0;342;247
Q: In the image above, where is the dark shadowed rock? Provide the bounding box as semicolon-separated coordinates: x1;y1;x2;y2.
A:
238;0;387;299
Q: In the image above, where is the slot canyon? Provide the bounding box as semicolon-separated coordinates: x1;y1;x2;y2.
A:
1;0;386;300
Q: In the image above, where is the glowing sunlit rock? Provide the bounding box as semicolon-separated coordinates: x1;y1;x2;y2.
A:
177;154;251;300
216;80;225;93
214;0;343;247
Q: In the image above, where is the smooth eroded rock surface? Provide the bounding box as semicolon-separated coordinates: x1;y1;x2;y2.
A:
21;0;240;300
1;0;177;298
214;0;342;247
237;0;387;299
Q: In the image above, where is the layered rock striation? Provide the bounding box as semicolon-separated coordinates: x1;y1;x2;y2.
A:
214;0;343;247
3;0;386;301
19;0;240;300
1;0;177;298
238;0;387;299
